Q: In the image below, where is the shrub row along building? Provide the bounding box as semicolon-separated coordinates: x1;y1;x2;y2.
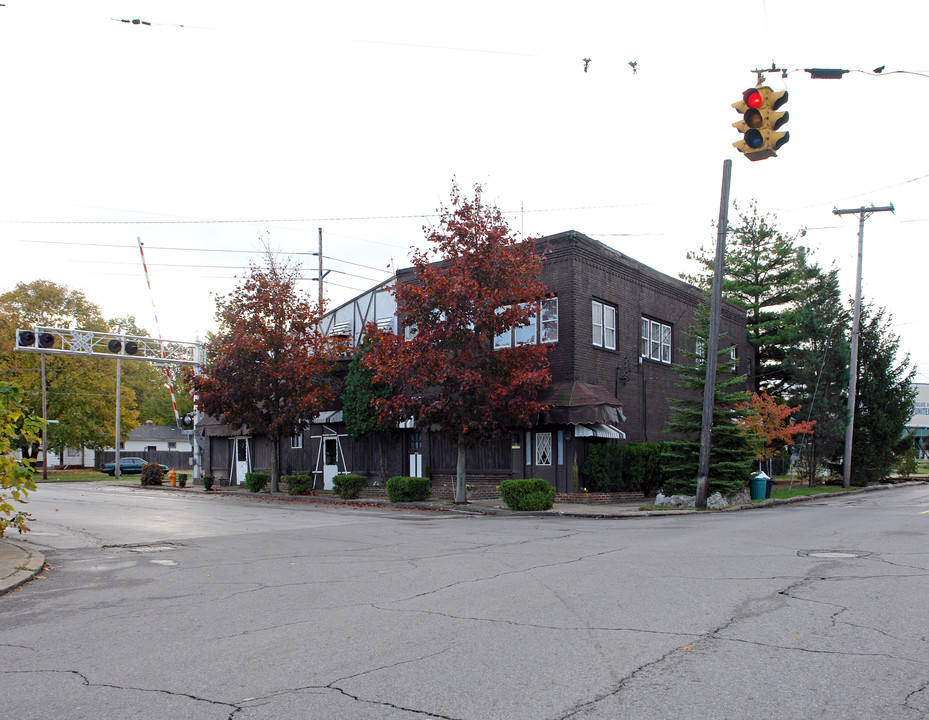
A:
199;231;751;498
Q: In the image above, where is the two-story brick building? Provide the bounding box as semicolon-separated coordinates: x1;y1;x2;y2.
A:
201;231;751;496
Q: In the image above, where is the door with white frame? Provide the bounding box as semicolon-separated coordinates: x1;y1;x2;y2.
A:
233;436;250;485
322;436;339;490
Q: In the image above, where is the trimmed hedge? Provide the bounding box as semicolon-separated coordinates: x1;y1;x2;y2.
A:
333;473;367;499
244;472;269;493
580;442;664;495
202;474;215;491
499;478;555;511
386;476;431;503
284;473;313;496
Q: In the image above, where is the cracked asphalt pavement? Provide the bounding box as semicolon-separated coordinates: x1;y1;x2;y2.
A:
2;482;929;719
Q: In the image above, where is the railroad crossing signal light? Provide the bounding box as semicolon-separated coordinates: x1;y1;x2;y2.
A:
181;413;194;428
107;339;139;355
732;86;789;161
17;330;55;348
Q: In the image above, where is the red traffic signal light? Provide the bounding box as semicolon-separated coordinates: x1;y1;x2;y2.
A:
732;85;789;161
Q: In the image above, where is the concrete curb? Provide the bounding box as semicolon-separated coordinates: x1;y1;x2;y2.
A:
0;539;46;596
120;477;929;518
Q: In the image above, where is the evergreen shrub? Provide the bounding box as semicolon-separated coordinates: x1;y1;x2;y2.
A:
333;473;367;499
202;474;215;491
244;472;269;493
386;476;431;503
499;478;555;511
581;443;664;494
284;473;313;495
140;462;164;486
177;473;188;488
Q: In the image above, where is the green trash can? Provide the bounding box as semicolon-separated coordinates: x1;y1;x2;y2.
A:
749;476;768;500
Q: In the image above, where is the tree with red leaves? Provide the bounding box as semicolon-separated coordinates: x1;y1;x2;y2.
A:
191;246;346;492
365;182;552;503
736;391;815;470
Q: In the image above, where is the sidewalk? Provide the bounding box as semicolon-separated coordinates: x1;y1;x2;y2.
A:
0;537;45;596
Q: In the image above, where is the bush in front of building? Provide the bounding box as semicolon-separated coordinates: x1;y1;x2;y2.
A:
140;462;164;486
244;472;269;493
284;473;313;495
581;442;664;495
386;476;431;503
333;473;367;499
499;478;555;511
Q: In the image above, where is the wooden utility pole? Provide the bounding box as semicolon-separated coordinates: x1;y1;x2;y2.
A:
832;203;894;488
696;159;732;509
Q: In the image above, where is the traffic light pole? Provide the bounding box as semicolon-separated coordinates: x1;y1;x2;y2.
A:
695;159;732;509
833;204;894;488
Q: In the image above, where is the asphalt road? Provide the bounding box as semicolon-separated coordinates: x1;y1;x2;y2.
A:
2;482;929;720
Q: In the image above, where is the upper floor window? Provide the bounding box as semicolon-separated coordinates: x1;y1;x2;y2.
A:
592;300;616;350
494;298;558;349
291;433;303;450
641;317;671;364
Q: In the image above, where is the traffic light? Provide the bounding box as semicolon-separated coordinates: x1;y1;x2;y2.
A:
732;86;789;161
17;330;54;348
107;339;139;355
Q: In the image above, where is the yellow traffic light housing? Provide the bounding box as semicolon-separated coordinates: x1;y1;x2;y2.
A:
732;85;789;161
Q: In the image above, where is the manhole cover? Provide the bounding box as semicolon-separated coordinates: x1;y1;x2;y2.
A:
799;549;871;559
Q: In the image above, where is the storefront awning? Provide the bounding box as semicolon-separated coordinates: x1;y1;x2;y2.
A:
573;423;626;439
539;381;626;426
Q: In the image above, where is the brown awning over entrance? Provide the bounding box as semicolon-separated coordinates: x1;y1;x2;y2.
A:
538;381;626;426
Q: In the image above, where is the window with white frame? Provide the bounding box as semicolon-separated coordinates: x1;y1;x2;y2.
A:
592;300;616;350
641;317;671;364
291;433;303;450
494;298;558;349
535;432;553;466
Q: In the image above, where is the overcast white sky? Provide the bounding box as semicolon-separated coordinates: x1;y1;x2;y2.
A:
1;1;926;383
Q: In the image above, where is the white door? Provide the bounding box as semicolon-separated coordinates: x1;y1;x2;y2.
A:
235;437;250;485
323;437;338;490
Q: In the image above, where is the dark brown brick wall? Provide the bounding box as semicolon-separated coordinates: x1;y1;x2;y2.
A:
538;231;751;444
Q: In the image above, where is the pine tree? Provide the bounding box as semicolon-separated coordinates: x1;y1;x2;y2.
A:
849;303;917;485
683;201;808;395
662;301;756;497
785;262;850;485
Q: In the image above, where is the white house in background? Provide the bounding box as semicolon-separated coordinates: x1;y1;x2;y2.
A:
907;383;929;459
122;422;192;453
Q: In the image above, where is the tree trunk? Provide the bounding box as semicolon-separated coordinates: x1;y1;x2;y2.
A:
270;433;280;493
454;441;467;504
377;433;389;484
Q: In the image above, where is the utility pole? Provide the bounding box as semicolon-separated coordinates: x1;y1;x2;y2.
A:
40;353;48;481
832;203;894;488
115;353;122;481
318;227;324;309
696;159;732;509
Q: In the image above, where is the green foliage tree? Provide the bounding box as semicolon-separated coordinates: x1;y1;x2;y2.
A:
662;301;756;497
0;382;43;536
683;201;808;394
342;329;394;481
849;303;917;485
190;245;346;493
784;263;850;486
0;280;139;462
364;182;553;503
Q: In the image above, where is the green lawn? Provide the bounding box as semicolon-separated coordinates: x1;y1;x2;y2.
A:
768;484;846;499
33;469;139;483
